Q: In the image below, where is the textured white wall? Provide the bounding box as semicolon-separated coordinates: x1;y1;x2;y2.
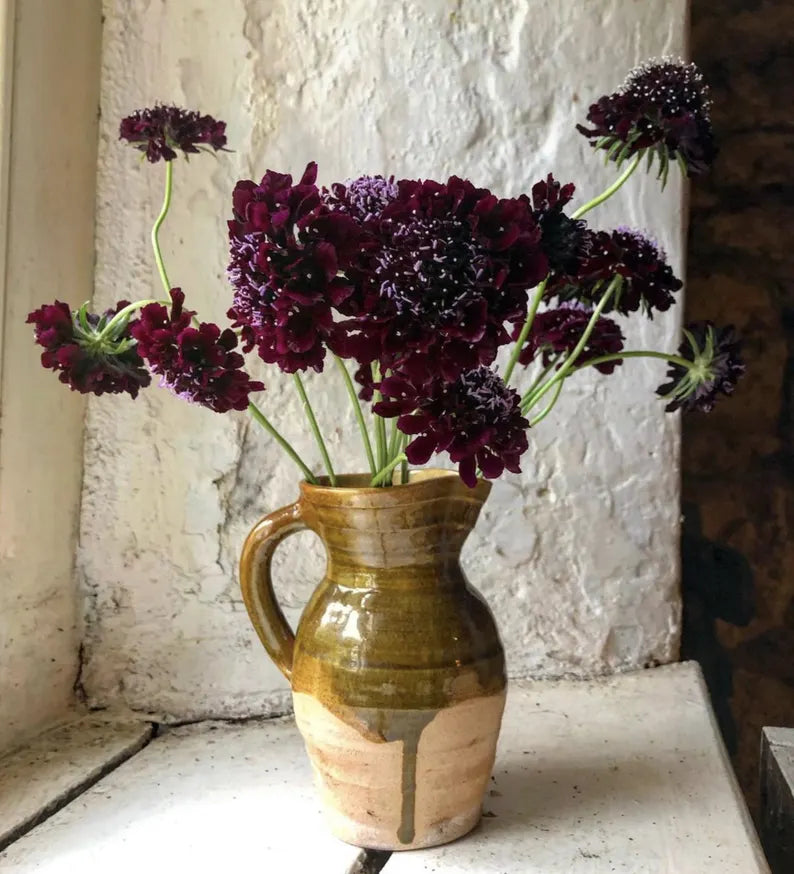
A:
82;0;687;721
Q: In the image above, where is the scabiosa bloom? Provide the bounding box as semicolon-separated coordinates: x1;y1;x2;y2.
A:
324;175;398;223
516;302;625;374
227;162;362;373
550;228;682;317
340;176;548;385
374;366;529;488
577;58;716;178
531;174;588;276
131;289;264;413
119;105;227;163
27;300;150;397
657;321;745;413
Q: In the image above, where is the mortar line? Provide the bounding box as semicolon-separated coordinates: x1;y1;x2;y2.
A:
0;722;156;854
346;848;393;874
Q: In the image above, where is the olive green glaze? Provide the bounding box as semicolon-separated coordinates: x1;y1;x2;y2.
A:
241;469;505;711
383;710;437;844
239;469;507;849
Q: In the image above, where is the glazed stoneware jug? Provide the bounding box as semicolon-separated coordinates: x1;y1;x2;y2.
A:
239;469;506;850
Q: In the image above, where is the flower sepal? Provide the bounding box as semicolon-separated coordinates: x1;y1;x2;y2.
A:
657;321;745;413
71;301;133;350
26;299;151;398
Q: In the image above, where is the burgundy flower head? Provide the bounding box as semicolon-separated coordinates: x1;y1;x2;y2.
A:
229;166;548;385
517;303;625;374
337;175;548;386
131;289;263;413
227;163;362;373
119;105;227;163
550;228;682;317
375;366;529;488
27;300;150;397
577;58;716;179
324;175;398;224
657;321;745;413
531;174;588;276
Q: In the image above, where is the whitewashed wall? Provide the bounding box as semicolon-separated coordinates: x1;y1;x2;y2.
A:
82;0;687;721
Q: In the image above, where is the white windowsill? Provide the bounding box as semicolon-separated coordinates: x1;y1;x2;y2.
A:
0;663;770;873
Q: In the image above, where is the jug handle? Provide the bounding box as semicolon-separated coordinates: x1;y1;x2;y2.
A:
239;501;307;682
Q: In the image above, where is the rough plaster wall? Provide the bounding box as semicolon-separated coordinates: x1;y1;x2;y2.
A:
82;0;687;720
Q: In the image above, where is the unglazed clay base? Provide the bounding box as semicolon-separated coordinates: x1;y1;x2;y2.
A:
293;689;506;850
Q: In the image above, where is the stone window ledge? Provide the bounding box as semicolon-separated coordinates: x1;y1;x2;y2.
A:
761;727;794;873
0;663;769;873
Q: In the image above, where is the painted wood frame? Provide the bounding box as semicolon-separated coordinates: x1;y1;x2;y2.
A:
0;0;102;752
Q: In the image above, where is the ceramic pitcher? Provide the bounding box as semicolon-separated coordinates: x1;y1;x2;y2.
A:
239;469;506;850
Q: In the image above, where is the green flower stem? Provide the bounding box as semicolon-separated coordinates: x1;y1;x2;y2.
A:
400;439;409;484
504;151;639;390
371;453;407;487
375;415;388;470
334;355;376;477
145;162;319;487
98;298;161;339
248;400;317;484
372;363;388;471
503;277;548;386
575;349;695;373
152;160;174;293
524;276;621;412
518;354;562;413
292;373;337;486
528;379;564;426
524;348;696;425
388;417;402;462
147;163;190;323
571;154;641;220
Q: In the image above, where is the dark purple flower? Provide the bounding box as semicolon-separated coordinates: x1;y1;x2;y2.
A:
657;321;745;413
119;105;227;163
550;228;682;317
337;176;548;386
324;175;398;223
27;300;150;397
516;303;625;374
531;174;588;276
228;165;550;389
577;58;716;178
374;366;529;488
227;163;362;373
131;289;264;413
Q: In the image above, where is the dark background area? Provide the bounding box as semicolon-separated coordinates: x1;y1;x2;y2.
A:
683;0;794;817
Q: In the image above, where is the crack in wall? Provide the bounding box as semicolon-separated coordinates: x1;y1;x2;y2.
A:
214;415;251;581
72;642;87;706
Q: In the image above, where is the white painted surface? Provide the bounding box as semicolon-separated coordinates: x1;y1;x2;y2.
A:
0;715;152;850
0;717;361;873
0;665;768;873
83;0;687;719
389;664;769;873
0;0;102;752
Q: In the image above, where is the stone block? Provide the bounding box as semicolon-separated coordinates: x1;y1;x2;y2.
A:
760;727;794;873
0;714;153;852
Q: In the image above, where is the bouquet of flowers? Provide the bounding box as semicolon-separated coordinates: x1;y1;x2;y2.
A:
28;58;744;489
